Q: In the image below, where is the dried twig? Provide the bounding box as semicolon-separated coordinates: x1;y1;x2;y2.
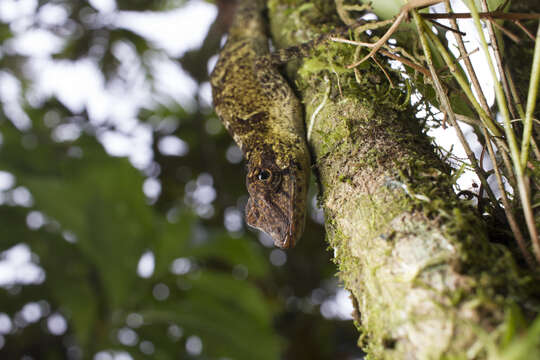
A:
422;12;540;20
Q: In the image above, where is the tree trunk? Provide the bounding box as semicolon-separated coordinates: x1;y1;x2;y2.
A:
268;1;540;358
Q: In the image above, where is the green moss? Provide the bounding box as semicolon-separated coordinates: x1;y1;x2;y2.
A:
269;0;540;358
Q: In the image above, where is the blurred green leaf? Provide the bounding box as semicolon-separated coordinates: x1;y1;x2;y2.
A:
153;213;194;277
22;144;152;309
187;233;271;278
500;313;540;360
141;270;282;360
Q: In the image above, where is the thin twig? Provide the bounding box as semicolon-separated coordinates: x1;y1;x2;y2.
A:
466;0;540;263
330;37;376;48
520;24;540;168
506;63;526;120
343;0;445;67
412;10;501;209
379;49;432;77
530;137;540;162
514;20;536;42
347;10;409;68
489;19;521;44
442;3;528;263
422;23;502;136
480;0;518;120
495;137;518;188
331;37;433;77
444;0;490;112
372;55;394;87
483;127;537;269
437;48;480;74
427;19;467;36
422;12;540;20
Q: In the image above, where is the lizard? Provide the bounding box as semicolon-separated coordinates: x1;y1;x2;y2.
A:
210;0;311;248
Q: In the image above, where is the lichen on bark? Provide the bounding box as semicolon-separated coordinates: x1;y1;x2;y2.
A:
267;1;540;358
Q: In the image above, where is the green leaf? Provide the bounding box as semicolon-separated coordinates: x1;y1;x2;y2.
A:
500;313;540;360
153;213;194;277
186;232;270;278
0;132;153;309
140;270;282;360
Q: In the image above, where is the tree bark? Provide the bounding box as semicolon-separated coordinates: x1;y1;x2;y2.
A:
268;1;540;358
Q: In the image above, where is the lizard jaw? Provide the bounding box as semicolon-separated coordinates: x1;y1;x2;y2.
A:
245;196;297;248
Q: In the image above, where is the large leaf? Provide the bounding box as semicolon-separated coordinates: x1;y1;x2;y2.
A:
0;128;152;309
139;270;282;360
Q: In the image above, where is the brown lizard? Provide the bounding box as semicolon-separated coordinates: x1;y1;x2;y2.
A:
210;0;311;248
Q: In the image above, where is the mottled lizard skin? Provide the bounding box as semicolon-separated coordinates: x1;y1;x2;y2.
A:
210;0;311;248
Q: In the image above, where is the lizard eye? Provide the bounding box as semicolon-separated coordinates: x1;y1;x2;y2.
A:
258;169;271;181
250;168;281;190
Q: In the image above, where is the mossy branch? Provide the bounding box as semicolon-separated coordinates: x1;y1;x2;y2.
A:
268;0;540;358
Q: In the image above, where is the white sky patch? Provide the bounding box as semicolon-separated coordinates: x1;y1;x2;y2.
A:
432;0;495;106
428;122;480;191
0;0;37;23
198;82;212;108
207;54;218;76
47;313;68;335
30;58;105;113
97;127;151;169
7;29;64;57
52;123;82;143
117;327;138;346
21;302;42;323
139;341;154;355
224;207;243;233
130;124;153;167
149;54;198;111
170;257;191;275
158;136;189;156
23;49;153;168
37;3;69;26
0;71;32;130
89;0;117;13
185;335;203;356
126;313;144;328
99;131;132;157
0;313;13;334
94;351;114;360
320;288;354;320
26;210;46;230
225;144;243;164
137;251;155;278
1;0;215;171
113;352;133;360
143;178;161;199
0;171;15;191
12;186;34;207
0;244;45;287
116;0;216;58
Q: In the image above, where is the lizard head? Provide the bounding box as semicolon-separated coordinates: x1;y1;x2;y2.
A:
244;151;309;248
